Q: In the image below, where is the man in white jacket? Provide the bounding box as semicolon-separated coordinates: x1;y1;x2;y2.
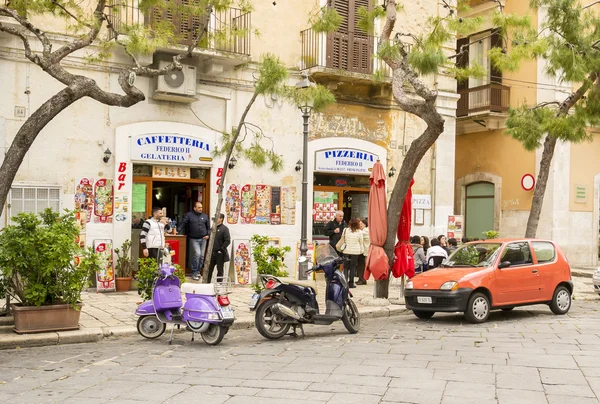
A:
140;207;171;264
426;238;448;269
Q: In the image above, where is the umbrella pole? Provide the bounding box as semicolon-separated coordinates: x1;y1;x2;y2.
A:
399;275;405;300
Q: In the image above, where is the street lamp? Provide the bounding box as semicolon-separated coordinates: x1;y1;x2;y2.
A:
295;73;315;280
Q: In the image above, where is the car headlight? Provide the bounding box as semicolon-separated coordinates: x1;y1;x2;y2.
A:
440;281;459;291
405;280;414;290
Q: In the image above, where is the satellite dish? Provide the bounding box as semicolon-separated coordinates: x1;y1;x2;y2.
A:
164;70;185;89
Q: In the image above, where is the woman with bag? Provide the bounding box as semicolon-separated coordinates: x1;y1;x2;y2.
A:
337;218;364;288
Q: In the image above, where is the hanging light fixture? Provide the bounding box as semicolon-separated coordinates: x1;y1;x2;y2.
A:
228;156;237;169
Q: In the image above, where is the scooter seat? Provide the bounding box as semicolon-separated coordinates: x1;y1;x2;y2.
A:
277;277;318;294
181;283;216;296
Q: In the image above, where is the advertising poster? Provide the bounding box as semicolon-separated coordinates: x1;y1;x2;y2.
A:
313;191;337;223
233;240;252;285
114;194;129;222
281;186;297;225
226;184;241;224
152;165;190;179
240;184;257;224
255;185;271;224
447;215;464;240
94;239;115;292
94;178;114;223
75;178;94;223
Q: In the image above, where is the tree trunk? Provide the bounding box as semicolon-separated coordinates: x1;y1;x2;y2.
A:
0;86;85;213
202;92;259;281
375;117;444;298
524;134;557;238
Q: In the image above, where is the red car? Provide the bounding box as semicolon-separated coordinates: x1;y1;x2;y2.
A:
404;239;573;323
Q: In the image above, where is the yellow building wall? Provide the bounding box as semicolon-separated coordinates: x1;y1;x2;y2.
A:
455;130;536;210
569;138;600;212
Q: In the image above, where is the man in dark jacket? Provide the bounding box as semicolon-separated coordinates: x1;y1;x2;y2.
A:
324;210;346;250
178;202;210;281
207;213;231;283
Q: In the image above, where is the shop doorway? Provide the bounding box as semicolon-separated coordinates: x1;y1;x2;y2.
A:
465;182;494;239
130;164;210;273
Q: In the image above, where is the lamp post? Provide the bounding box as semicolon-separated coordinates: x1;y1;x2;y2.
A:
295;74;314;280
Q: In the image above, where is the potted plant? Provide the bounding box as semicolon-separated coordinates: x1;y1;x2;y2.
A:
0;209;101;333
114;240;134;292
250;235;290;292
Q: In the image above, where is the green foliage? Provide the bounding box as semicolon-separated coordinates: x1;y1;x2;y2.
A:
356;5;387;35
0;209;100;308
250;235;290;278
114;239;133;278
136;259;185;301
482;230;499;240
255;54;289;95
310;7;343;33
284;84;336;112
450;61;486;83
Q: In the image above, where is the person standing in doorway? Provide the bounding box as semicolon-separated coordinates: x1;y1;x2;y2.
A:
206;214;231;284
178;202;210;281
140;207;171;264
324;210;346;251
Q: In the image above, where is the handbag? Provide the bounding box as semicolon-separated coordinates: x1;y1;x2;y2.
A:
336;228;347;252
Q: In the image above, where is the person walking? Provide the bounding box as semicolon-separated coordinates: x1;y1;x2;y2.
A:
411;235;426;274
324;211;346;251
140;207;171;264
342;218;364;288
178;202;210;281
206;214;231;284
356;218;369;285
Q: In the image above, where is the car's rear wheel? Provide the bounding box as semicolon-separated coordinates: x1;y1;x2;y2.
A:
464;292;490;324
550;285;571;315
413;310;434;320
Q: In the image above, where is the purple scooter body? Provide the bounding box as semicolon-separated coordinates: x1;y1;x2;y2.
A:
135;264;234;345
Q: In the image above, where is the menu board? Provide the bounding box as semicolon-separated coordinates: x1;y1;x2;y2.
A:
241;184;257;224
255;185;271;224
270;187;281;225
281;186;296;225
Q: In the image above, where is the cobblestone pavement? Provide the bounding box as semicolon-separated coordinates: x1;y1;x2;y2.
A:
2;300;600;404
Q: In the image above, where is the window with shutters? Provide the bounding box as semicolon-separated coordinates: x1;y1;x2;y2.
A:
327;0;374;74
456;29;509;117
8;186;61;223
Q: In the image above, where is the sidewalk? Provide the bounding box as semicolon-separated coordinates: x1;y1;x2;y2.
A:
0;278;409;350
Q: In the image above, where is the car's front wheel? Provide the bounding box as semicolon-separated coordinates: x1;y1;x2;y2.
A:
550;285;571;315
464;292;490;324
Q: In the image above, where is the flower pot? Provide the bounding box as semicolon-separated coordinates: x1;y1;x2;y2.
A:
115;276;133;292
12;303;83;334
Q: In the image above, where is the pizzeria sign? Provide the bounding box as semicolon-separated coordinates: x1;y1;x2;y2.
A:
314;148;377;174
130;133;213;165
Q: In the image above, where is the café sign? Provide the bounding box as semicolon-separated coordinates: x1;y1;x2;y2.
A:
130;133;213;165
315;148;377;174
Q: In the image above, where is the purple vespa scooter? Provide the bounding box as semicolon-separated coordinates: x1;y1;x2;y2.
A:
136;263;235;346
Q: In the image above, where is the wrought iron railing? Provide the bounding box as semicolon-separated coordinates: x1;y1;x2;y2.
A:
300;27;394;78
457;83;510;117
106;1;251;56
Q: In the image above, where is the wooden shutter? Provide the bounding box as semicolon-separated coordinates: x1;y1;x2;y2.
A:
456;37;469;92
327;0;373;74
490;29;503;83
179;0;202;46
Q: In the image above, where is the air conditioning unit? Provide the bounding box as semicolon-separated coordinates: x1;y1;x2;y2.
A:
153;61;198;103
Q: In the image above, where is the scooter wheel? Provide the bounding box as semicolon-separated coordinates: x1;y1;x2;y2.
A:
255;298;291;340
342;299;360;334
137;316;166;339
201;324;227;346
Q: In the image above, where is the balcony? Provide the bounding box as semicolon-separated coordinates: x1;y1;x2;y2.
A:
107;1;251;57
300;27;392;85
457;83;510;117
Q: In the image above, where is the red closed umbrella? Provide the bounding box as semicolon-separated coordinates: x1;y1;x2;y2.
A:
391;178;415;279
364;160;389;281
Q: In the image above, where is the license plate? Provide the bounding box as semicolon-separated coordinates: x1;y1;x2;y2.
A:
220;306;235;319
249;293;260;309
417;296;433;304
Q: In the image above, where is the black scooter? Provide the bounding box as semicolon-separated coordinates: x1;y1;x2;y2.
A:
249;244;360;339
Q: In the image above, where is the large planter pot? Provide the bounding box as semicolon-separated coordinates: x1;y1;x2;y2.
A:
12;303;83;334
115;276;133;292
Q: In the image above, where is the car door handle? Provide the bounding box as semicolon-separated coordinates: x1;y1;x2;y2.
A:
532;269;538;274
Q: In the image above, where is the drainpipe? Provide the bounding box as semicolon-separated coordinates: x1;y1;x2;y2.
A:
430;143;437;237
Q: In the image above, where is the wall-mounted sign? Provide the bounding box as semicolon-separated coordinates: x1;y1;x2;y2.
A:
575;184;588;204
412;194;431;210
521;174;535;191
152;165;191;179
315;148;377;174
130;134;213;165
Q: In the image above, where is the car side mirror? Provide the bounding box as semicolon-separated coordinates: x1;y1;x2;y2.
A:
498;261;511;269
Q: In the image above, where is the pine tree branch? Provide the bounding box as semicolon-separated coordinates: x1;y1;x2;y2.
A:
0;6;52;56
51;0;93;29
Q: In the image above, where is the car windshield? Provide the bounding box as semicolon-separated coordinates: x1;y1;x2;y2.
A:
444;243;502;267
